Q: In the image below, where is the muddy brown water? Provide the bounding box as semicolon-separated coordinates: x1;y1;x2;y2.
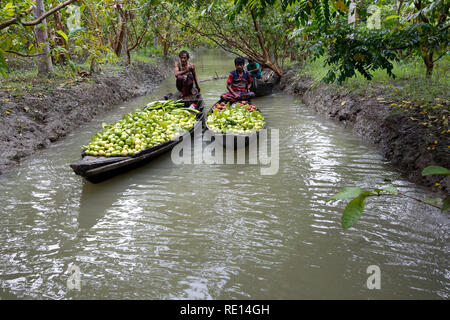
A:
0;49;448;299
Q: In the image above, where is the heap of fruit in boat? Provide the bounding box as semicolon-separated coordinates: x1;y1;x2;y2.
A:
213;101;257;112
82;100;197;157
207;101;265;134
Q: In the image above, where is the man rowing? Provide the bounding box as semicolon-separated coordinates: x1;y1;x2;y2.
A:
220;57;255;102
174;50;200;98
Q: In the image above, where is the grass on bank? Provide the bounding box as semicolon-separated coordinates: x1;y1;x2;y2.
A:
0;51;161;97
299;55;449;104
131;49;160;65
0;59;101;93
0;53;150;119
0;47;166;93
295;54;450;152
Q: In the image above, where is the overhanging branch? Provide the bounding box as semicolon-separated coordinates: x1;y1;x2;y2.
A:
0;0;79;31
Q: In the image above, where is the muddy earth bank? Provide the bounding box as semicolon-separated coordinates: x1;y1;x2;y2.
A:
0;60;173;175
279;68;450;195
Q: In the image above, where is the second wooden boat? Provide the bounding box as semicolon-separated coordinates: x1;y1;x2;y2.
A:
204;100;266;149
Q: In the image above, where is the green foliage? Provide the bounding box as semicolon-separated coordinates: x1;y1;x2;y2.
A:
421;166;450;176
0;49;7;76
284;0;449;82
322;27;398;84
442;197;450;212
424;197;443;206
341;193;368;229
1;0;447;81
374;186;398;196
181;0;295;75
145;2;203;57
330;165;450;230
328;186;401;229
328;186;365;200
56;30;69;44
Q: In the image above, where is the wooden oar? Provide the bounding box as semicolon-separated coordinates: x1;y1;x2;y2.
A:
199;75;227;83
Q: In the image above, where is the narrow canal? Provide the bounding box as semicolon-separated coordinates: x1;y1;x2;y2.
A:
0;49;448;299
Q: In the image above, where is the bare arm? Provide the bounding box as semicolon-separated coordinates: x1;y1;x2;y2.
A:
227;83;239;97
250;64;261;75
191;64;200;91
174;61;191;77
174;61;180;77
246;74;252;91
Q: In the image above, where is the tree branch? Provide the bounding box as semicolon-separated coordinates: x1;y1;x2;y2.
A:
0;0;79;31
432;49;449;63
250;8;270;62
0;6;33;30
5;50;46;57
398;191;442;209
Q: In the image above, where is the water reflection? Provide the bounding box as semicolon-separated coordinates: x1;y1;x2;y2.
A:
78;181;114;231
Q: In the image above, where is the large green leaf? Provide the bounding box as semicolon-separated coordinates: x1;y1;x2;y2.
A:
442;197;450;213
373;187;398;195
56;30;69;44
381;186;398;195
342;194;368;229
421;166;450;176
384;15;400;21
329;187;364;201
0;52;8;77
424;197;443;206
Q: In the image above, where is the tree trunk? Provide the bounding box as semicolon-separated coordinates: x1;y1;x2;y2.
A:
162;36;169;57
423;51;434;78
290;40;298;61
116;8;128;61
250;9;283;76
397;0;404;16
263;60;283;77
250;9;270;63
53;11;66;64
348;0;357;25
290;50;298;61
163;42;169;57
34;0;54;76
89;58;100;74
120;12;128;60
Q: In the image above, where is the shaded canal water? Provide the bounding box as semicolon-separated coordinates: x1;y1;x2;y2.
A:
0;49;448;299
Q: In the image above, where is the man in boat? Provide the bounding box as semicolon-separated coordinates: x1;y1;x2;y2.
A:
174;50;200;98
220;57;255;102
246;58;262;80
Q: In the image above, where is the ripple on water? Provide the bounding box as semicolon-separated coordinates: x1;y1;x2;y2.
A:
0;50;449;299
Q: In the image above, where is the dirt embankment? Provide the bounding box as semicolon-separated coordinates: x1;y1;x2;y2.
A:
0;60;173;175
279;68;450;195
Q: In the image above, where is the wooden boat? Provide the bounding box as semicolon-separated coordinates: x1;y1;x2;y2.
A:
250;78;273;97
204;100;266;149
70;94;204;183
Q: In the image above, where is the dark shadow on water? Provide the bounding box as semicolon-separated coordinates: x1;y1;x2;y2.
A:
77;151;174;231
78;180;117;230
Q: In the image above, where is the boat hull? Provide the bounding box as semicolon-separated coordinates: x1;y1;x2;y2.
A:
250;78;273;97
203;101;266;150
70;95;204;183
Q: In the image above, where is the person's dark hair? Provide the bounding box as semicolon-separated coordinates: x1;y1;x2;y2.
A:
234;57;245;65
248;58;254;63
179;50;190;59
